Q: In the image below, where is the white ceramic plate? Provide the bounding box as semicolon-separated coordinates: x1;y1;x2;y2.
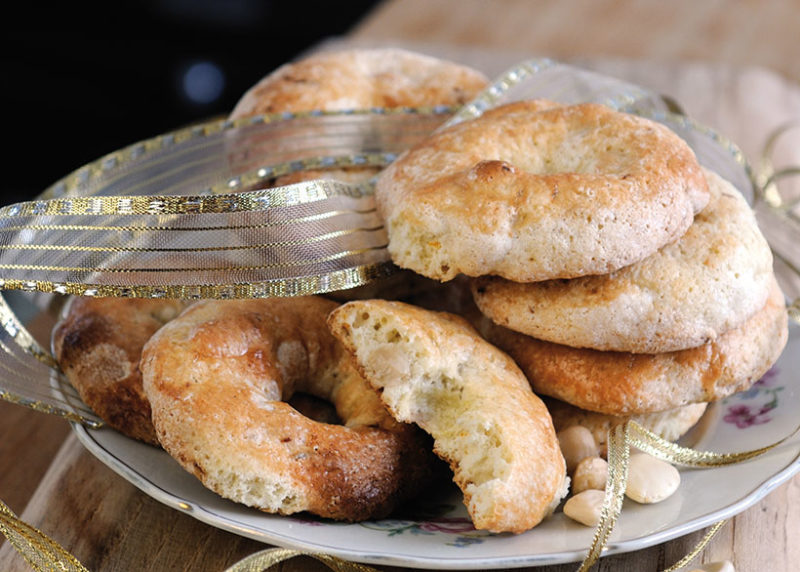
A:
72;322;800;570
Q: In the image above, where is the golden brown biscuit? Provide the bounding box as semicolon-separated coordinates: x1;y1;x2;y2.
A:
141;296;438;522
473;169;773;353
328;299;569;533
375;100;710;282
229;48;489;118
480;276;788;415
51;49;486;444
52;297;189;444
229;48;488;188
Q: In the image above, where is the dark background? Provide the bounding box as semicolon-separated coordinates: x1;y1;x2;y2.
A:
2;0;382;206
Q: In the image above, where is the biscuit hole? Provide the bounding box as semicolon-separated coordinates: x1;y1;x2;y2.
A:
288;392;342;425
385;328;403;343
353;311;371;328
192;461;207;478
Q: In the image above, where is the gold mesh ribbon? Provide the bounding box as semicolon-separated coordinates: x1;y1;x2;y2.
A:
0;499;89;572
0;60;683;301
577;420;800;571
0;109;453;300
0;58;707;424
224;547;380;572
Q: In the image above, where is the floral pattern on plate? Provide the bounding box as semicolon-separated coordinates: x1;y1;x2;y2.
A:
721;367;783;429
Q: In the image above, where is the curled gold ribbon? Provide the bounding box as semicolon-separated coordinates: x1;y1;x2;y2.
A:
578;421;631;571
628;418;800;468
752;118;800;326
0;499;90;572
661;520;728;572
224;547;379;572
577;419;800;571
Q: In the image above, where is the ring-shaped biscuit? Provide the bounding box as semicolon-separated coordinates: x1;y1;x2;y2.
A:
140;296;437;521
229;48;488;188
229;48;489;118
52;297;189;444
375;100;711;282
481;277;788;415
472;169;774;353
328;299;569;533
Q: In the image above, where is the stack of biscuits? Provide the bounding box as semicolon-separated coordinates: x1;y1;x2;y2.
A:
374;96;789;463
468;167;788;448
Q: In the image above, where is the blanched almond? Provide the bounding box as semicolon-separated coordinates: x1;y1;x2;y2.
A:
557;425;598;474
572;456;608;494
563;489;606;527
625;452;680;504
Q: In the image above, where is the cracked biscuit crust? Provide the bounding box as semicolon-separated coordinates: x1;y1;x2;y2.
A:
140;296;437;521
473;169;773;353
375;100;710;282
481;277;788;415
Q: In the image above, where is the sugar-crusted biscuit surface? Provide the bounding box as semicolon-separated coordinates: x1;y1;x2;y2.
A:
328;299;569;533
141;297;438;522
52;297;189;444
473;169;774;352
230;47;489;117
481;277;788;415
375;100;710;282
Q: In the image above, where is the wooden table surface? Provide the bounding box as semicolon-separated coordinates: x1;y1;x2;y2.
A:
2;1;799;571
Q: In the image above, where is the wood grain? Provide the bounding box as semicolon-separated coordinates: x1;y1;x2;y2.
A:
350;0;800;84
0;401;69;514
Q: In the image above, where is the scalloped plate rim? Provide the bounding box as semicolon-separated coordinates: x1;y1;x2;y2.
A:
71;323;800;570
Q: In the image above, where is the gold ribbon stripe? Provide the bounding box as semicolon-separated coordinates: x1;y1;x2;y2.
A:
0;206;379;234
577;420;800;571
0;499;90;572
1;178;374;218
42;108;450;202
0;225;386;255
